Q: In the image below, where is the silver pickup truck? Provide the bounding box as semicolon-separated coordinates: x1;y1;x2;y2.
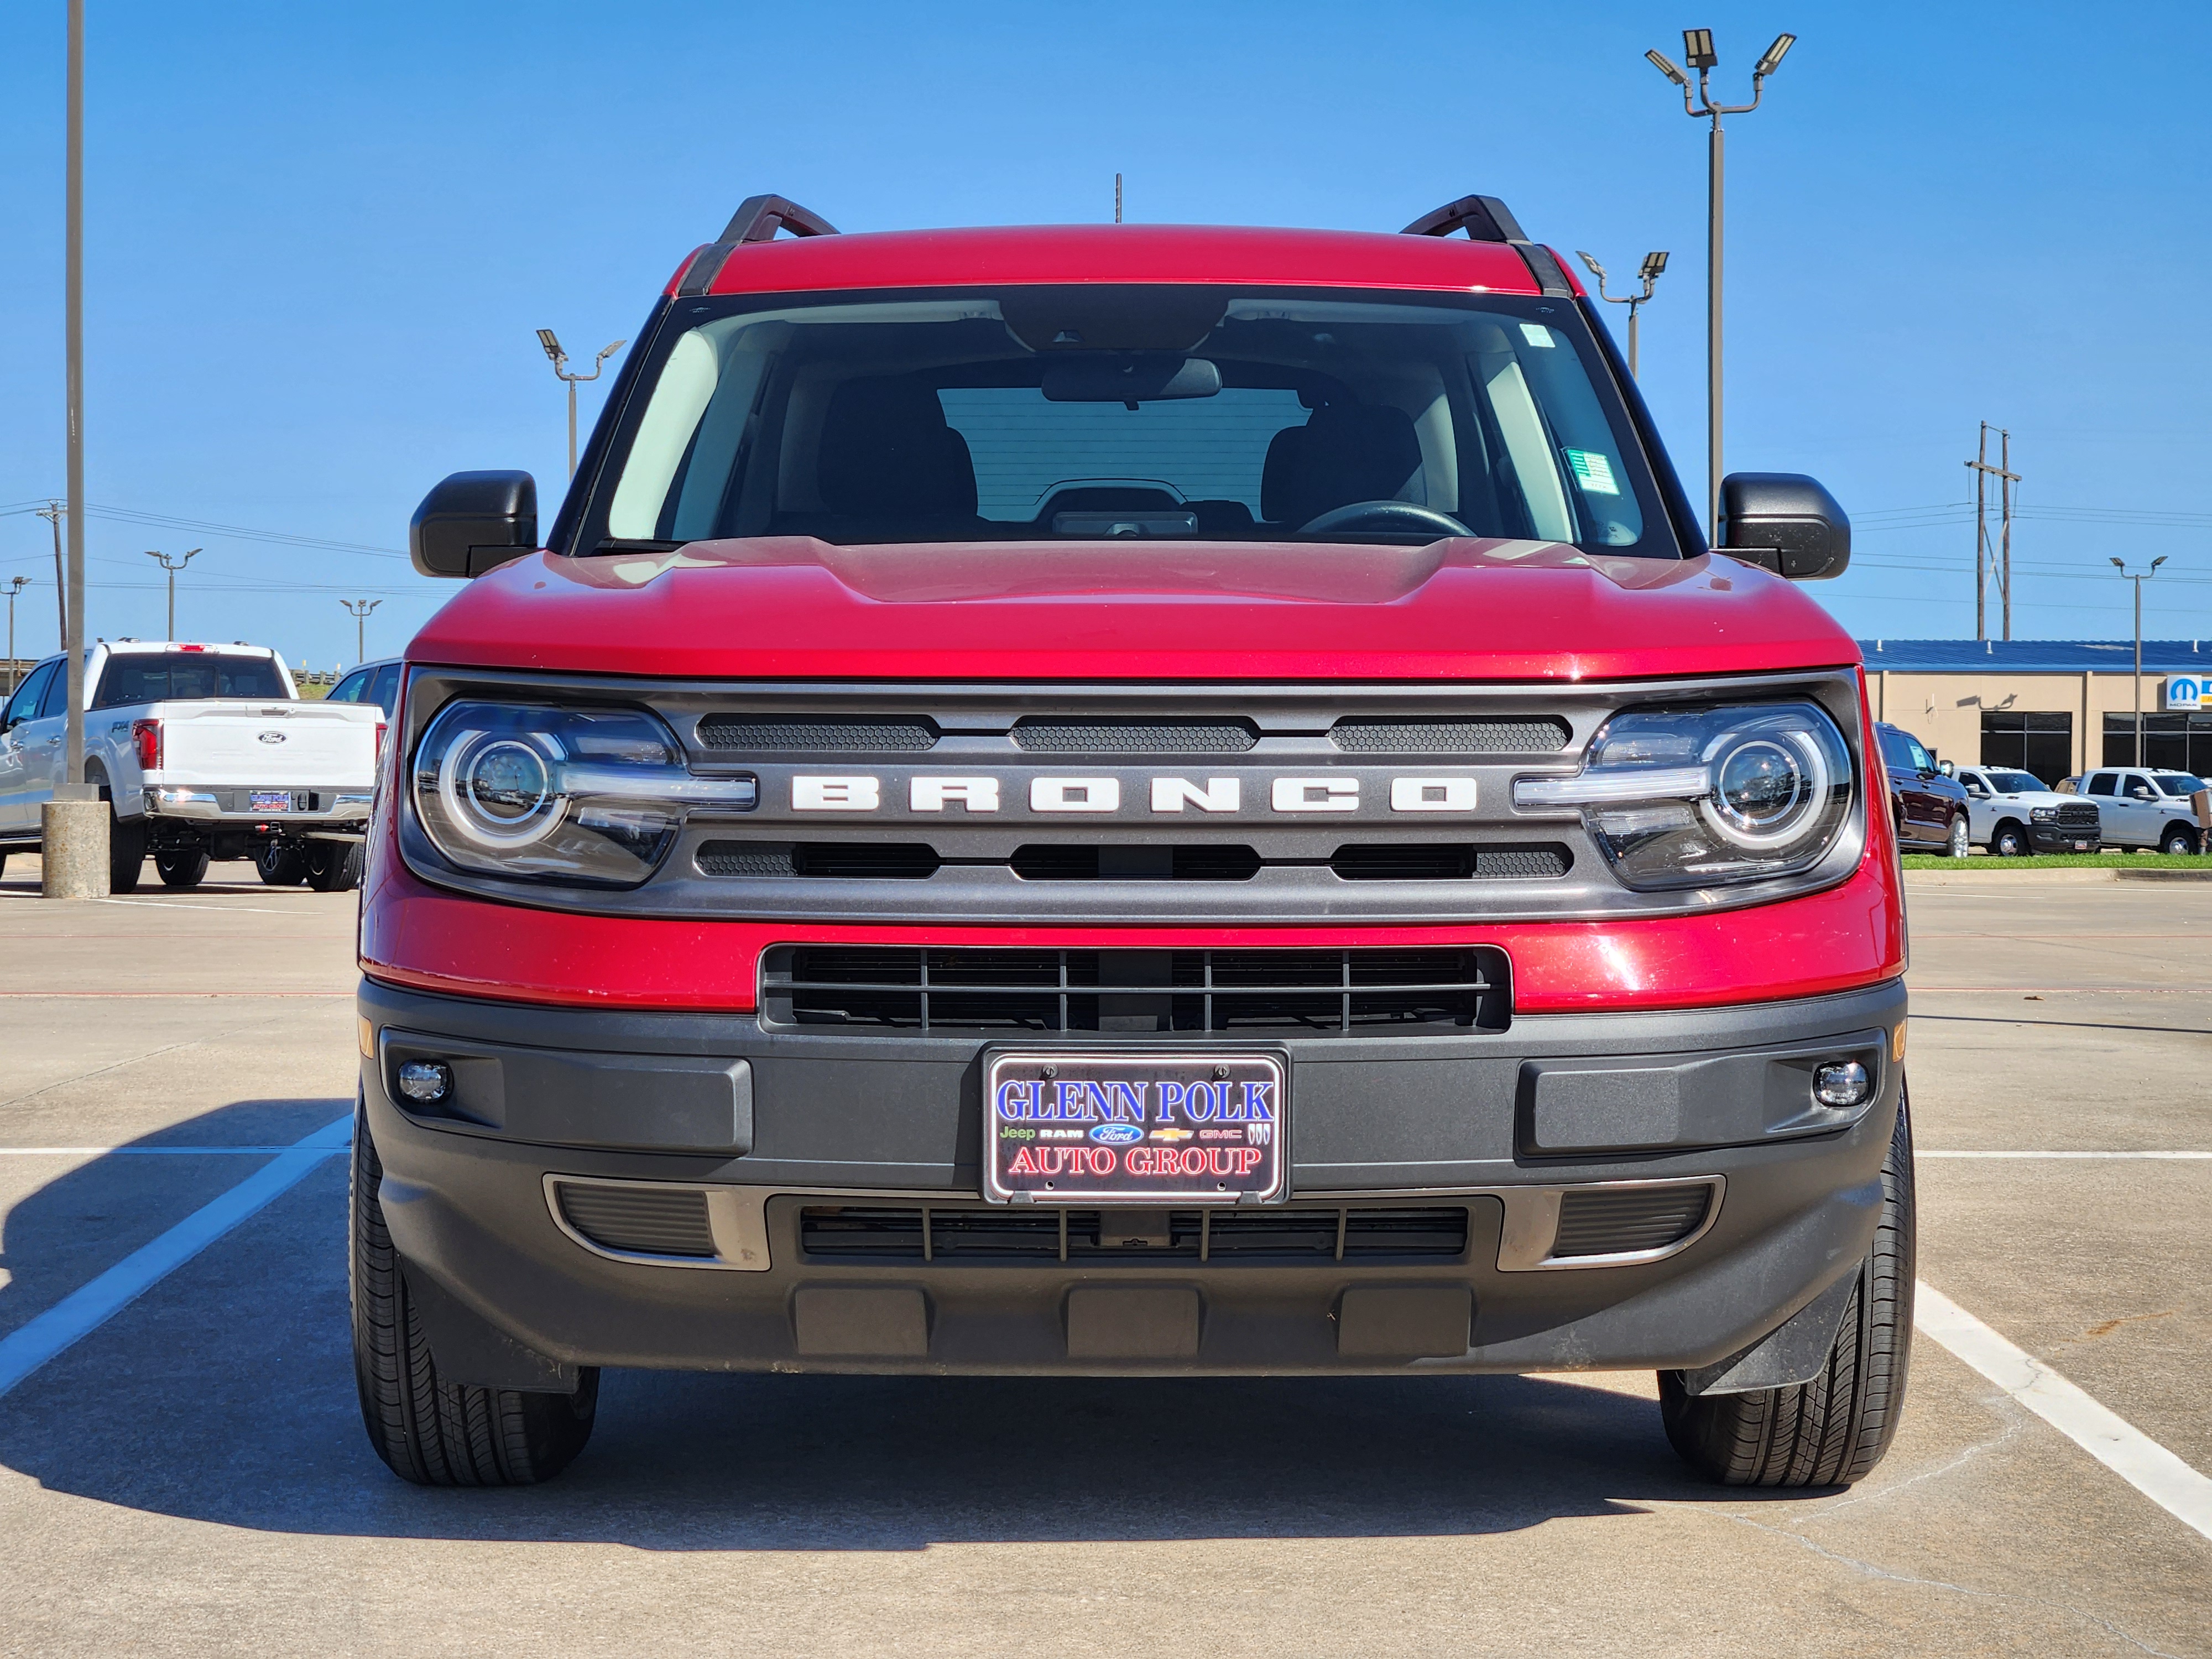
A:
0;641;382;892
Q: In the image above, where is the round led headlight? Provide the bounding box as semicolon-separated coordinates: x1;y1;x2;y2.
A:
438;728;567;848
1699;722;1837;851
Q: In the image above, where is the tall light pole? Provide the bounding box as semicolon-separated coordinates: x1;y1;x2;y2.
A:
341;597;382;665
536;330;627;479
1646;27;1796;542
61;0;87;796
144;547;199;640
5;575;27;691
2113;556;2167;766
1575;249;1670;377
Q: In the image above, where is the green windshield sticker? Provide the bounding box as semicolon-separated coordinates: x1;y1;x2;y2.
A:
1565;448;1620;495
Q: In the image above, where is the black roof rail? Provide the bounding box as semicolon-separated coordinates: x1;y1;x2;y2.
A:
676;194;839;297
1400;194;1571;298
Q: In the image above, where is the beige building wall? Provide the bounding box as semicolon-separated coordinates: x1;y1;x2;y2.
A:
1865;669;2185;776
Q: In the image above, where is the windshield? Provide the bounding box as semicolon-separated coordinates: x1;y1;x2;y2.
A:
587;286;1669;554
2157;774;2209;796
1985;771;2043;793
92;653;288;708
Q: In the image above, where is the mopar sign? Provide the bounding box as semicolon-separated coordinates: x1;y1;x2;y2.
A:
2167;676;2207;711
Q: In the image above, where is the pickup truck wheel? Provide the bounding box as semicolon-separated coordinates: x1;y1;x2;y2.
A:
1658;1087;1916;1488
255;843;308;886
2160;824;2198;855
306;841;363;892
105;802;147;894
1992;822;2027;857
351;1100;598;1485
154;848;210;889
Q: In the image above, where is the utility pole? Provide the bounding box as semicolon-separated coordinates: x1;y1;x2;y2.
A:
144;547;199;640
1965;424;2021;641
1115;173;1123;223
341;597;382;665
2112;557;2166;766
1646;28;1796;542
535;330;627;479
34;501;66;649
5;575;27;691
1575;249;1670;376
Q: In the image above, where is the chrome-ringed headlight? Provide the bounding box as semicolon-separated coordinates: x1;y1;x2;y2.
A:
1514;702;1855;891
411;701;754;887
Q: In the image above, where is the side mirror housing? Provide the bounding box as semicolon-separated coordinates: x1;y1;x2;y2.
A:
1716;472;1850;581
410;471;539;578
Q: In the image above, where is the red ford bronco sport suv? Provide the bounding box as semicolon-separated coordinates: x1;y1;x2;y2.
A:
354;192;1911;1489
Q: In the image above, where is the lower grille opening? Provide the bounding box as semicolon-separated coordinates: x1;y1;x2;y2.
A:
1330;843;1570;881
765;946;1509;1036
556;1182;717;1259
797;1204;1470;1262
1550;1184;1713;1259
1011;844;1263;881
696;841;941;879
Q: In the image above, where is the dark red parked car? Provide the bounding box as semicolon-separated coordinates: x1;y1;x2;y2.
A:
353;194;1911;1490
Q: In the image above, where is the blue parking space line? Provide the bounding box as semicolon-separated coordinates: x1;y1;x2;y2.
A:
0;1113;354;1401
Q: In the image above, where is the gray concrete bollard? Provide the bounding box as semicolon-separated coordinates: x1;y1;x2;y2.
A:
40;797;110;899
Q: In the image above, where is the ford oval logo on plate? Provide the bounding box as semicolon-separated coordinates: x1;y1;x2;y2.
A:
259;731;285;744
1089;1123;1144;1145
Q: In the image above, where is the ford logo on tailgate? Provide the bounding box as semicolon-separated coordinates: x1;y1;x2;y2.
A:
1089;1123;1144;1145
259;732;286;744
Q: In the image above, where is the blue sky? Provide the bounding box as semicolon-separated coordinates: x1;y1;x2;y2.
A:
1;0;2207;669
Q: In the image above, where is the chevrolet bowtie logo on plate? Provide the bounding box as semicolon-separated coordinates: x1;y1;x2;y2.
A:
258;732;286;744
787;773;1478;815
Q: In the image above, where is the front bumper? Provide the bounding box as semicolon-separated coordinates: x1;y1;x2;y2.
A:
2029;823;2100;853
358;975;1906;1380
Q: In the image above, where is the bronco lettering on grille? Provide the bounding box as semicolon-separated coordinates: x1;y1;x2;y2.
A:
792;773;1479;814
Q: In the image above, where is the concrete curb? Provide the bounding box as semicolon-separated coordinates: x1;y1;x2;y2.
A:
1904;867;2119;886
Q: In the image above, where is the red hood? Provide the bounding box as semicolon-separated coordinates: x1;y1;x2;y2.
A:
406;537;1861;683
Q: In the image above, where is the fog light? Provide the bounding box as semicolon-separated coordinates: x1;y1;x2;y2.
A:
1813;1060;1870;1109
397;1060;452;1104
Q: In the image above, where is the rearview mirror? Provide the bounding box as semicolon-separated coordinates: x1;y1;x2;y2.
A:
410;471;538;578
1715;473;1850;581
1041;354;1221;404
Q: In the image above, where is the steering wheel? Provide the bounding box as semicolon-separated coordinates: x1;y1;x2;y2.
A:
1296;500;1473;539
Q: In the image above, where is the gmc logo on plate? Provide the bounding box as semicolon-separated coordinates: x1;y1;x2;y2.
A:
790;774;1478;815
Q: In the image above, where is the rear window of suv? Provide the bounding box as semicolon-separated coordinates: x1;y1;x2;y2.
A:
92;653;288;708
590;286;1668;555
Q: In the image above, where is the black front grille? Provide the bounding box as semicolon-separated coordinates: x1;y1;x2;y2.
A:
1011;717;1258;753
1550;1185;1712;1258
556;1182;717;1258
799;1204;1470;1262
1330;717;1570;753
696;714;937;752
2057;802;2098;827
1329;843;1570;880
696;841;941;878
1010;844;1262;881
762;946;1508;1036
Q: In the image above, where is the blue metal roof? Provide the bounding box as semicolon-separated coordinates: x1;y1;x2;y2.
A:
1855;639;2212;673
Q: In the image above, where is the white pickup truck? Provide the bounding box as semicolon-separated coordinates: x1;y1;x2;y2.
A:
0;641;381;893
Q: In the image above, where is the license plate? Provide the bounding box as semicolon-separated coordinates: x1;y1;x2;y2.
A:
984;1051;1286;1205
250;791;292;812
2074;841;2089;851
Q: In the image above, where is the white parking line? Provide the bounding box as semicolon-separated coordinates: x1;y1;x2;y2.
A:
1920;1150;2212;1160
0;1113;353;1401
1916;1282;2212;1543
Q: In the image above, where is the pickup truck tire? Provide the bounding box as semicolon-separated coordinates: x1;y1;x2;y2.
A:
1658;1087;1915;1488
1991;821;2027;857
255;844;308;886
307;841;363;892
98;788;147;894
2160;824;2199;855
155;848;210;889
351;1102;598;1486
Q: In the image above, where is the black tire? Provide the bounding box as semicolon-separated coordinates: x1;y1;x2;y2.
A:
1660;1087;1916;1488
155;848;210;889
255;843;308;886
350;1102;598;1485
98;780;147;894
2160;823;2197;856
306;839;363;892
1992;822;2027;857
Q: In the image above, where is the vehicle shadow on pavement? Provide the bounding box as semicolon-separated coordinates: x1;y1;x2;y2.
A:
0;1102;1812;1546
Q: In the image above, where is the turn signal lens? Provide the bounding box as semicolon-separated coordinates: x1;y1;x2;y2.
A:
132;718;163;770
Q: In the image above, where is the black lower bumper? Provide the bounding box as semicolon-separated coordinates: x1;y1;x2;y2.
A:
357;975;1906;1383
2029;826;2100;853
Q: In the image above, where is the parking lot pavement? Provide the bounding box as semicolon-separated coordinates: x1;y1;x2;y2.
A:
0;863;2206;1656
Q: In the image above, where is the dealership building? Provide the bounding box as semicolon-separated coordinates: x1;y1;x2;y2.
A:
1861;639;2212;784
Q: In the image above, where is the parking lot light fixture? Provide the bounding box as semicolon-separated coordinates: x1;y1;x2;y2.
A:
2113;556;2168;765
1577;249;1670;376
4;574;28;691
144;547;200;641
539;330;629;479
1646;48;1689;86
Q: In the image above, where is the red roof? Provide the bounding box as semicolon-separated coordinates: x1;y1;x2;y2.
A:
664;223;1569;299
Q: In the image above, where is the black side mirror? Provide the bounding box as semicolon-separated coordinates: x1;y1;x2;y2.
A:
410;471;538;578
1716;473;1850;581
